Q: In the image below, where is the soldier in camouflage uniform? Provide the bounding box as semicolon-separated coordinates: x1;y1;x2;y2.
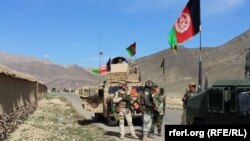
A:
149;92;165;136
181;82;197;125
113;81;139;140
142;80;159;141
245;49;250;79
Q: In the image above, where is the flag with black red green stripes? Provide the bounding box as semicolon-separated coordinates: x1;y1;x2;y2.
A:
168;0;201;51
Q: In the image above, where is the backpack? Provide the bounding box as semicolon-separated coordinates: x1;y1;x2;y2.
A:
140;88;154;111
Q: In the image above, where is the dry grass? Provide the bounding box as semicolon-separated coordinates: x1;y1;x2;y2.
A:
7;95;115;141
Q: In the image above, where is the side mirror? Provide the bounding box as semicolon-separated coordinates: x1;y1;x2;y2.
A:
98;89;104;97
160;88;164;96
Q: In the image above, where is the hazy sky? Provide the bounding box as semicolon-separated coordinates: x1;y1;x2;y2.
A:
0;0;249;67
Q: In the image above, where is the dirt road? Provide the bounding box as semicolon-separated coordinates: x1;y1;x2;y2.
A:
52;92;182;141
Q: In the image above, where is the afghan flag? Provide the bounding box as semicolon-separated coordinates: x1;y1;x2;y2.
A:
92;68;100;74
106;57;111;72
168;0;200;50
126;42;136;57
91;66;107;75
100;65;107;74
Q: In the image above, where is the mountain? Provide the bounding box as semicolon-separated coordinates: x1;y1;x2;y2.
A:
0;30;249;96
0;53;100;89
136;29;250;97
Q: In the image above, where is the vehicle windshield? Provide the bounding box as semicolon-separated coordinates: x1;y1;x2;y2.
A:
208;89;224;112
108;86;120;94
238;91;250;114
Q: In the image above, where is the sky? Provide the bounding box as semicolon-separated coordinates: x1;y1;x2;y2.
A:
0;0;249;67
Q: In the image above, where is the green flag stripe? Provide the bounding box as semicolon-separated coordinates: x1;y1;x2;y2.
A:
126;48;133;56
168;27;177;48
92;68;100;74
126;42;136;57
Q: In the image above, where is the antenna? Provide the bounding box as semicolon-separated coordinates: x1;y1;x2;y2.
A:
99;33;102;68
99;33;103;82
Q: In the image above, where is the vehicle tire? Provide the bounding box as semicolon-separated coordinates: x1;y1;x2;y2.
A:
107;115;118;126
94;113;103;121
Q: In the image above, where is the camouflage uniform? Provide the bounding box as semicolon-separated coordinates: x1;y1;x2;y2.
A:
181;88;196;125
245;51;250;79
150;94;165;136
142;80;158;141
113;84;138;140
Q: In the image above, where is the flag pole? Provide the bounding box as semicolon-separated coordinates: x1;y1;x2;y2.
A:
134;41;137;63
99;33;102;82
198;25;202;92
162;56;167;114
99;33;101;69
163;56;167;91
197;0;202;93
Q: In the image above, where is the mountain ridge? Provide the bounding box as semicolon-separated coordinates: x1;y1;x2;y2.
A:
0;53;100;89
136;29;250;96
0;29;249;93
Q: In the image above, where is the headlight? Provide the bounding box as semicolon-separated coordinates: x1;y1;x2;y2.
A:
90;100;99;108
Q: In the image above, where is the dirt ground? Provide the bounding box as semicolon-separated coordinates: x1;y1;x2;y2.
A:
54;92;182;141
7;95;115;141
166;96;182;110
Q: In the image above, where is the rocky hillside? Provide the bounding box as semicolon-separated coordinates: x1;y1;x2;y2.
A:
0;53;100;89
137;29;250;97
0;29;249;94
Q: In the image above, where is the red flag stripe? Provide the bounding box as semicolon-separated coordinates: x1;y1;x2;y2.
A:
175;6;194;43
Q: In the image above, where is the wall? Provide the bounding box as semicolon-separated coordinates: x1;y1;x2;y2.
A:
0;72;47;140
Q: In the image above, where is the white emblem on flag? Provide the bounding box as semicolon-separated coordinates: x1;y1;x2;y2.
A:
175;13;191;33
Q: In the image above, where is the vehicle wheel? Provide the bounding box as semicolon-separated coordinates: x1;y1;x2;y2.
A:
94;113;103;121
107;115;118;126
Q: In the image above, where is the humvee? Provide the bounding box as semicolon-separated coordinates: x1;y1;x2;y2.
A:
186;80;250;124
79;57;144;126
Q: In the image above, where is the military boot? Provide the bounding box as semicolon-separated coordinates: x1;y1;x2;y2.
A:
158;130;162;136
148;131;154;137
131;134;139;140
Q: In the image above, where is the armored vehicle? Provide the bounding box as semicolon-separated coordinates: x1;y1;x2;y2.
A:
79;57;144;126
186;80;250;125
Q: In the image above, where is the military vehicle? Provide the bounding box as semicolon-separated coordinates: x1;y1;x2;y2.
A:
186;80;250;124
79;57;144;126
186;52;250;125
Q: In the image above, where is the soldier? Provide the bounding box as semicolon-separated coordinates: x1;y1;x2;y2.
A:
142;80;159;141
245;48;250;79
118;58;123;64
113;81;139;140
181;82;197;125
149;91;165;137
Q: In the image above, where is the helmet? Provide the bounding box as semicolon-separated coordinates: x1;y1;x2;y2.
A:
145;80;158;88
